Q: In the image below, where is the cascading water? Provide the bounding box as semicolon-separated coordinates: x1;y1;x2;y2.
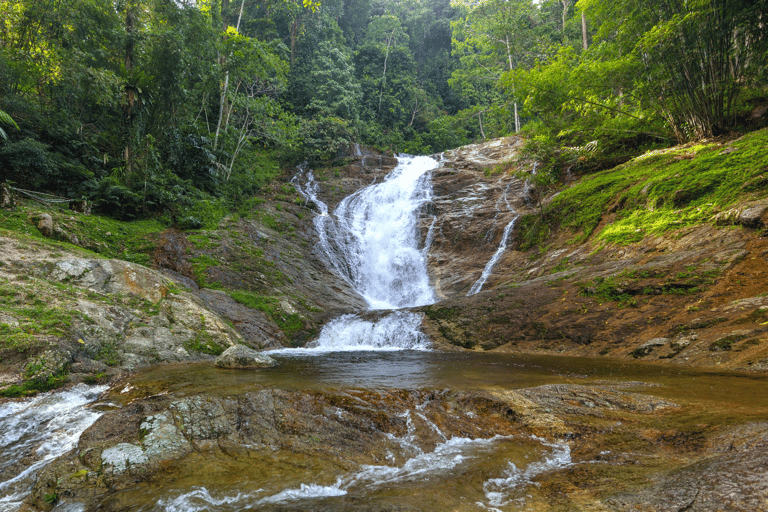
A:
291;155;438;351
0;384;107;511
467;176;519;297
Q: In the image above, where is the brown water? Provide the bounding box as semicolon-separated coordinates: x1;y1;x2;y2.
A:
106;351;768;412
88;352;768;512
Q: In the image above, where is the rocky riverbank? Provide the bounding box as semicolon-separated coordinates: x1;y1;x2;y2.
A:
3;132;768;394
3;132;768;511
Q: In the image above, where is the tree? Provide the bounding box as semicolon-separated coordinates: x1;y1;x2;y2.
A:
576;0;768;141
450;0;545;134
0;109;19;139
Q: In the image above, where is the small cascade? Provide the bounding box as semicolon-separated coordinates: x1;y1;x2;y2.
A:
305;312;430;352
290;166;349;283
154;422;571;511
523;162;538;206
292;155;438;352
467;214;519;297
0;384;107;511
467;175;519;297
482;438;572;509
353;143;362;157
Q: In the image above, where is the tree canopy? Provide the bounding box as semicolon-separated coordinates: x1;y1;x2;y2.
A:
0;0;765;222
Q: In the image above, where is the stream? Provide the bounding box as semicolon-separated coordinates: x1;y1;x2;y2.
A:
2;155;768;511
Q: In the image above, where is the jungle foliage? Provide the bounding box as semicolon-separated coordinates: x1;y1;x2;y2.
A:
0;0;766;223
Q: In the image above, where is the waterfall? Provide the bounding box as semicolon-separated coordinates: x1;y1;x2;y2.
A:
467;176;519;297
291;155;438;351
466;214;519;297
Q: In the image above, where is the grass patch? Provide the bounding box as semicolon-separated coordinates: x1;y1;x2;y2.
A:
1;370;68;397
423;306;461;321
516;128;768;248
229;291;303;337
185;329;227;356
709;334;750;351
190;254;222;289
0;203;166;265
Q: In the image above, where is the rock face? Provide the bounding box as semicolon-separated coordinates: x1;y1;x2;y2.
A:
0;240;252;389
48;257;244;370
214;344;276;368
428;136;535;297
27;380;768;511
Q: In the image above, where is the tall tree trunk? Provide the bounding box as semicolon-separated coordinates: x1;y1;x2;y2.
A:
377;29;396;116
561;0;570;42
123;1;136;185
214;0;245;151
581;11;588;50
505;35;520;133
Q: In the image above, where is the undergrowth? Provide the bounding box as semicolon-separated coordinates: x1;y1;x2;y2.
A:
516;128;768;250
229;290;303;338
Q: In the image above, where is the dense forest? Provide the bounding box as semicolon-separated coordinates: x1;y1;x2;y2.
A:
0;0;766;224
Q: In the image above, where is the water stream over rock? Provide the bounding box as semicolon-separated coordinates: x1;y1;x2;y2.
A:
290;155;438;351
0;384;107;511
5;146;768;511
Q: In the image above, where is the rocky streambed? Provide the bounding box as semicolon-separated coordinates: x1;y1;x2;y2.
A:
14;352;768;511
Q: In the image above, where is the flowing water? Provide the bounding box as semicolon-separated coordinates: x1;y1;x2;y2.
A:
5;155;768;511
85;354;768;512
0;384;108;511
290;155;438;352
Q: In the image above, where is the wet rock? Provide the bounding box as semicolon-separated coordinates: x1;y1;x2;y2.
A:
198;289;285;349
101;443;148;476
214;344;277;369
631;338;669;358
481;388;569;437
170;397;234;440
30;386;574;507
607;422;768;511
140;412;193;461
426;137;534;297
520;384;677;416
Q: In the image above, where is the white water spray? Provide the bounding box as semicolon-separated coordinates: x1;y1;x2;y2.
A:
0;384;107;511
291;155;438;351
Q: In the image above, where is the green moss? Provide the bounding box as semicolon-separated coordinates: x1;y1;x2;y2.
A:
709;334;750;351
185;330;226;356
516;128;768;248
0;204;166;265
1;370;68;397
95;341;121;366
190;254;222;288
229;291;304;337
188;233;219;250
423;306;460;321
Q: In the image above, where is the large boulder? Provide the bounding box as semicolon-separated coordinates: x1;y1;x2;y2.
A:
214;344;277;369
